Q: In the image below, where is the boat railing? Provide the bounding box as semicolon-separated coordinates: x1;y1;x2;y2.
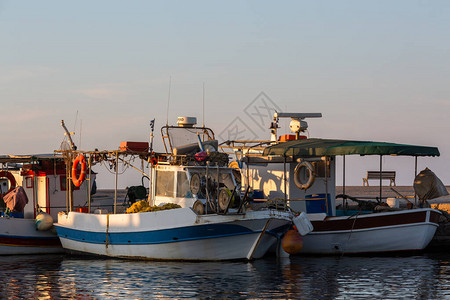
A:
219;140;274;155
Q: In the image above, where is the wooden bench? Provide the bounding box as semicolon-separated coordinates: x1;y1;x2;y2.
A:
362;171;396;186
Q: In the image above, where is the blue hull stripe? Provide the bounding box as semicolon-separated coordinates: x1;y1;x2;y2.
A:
55;223;259;245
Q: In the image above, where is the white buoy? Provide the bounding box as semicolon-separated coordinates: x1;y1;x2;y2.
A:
35;212;54;231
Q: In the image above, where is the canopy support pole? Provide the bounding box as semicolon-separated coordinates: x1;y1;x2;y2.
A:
114;151;118;214
379;155;383;202
325;156;329;215
88;153;92;213
414;156;418;206
284;156;287;211
343;155;346;212
69;153;73;212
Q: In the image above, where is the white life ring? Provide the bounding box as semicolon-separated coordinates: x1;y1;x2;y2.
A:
294;161;315;190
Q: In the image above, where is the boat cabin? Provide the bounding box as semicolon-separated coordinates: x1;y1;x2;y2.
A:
151;164;238;210
0;154;95;219
151;117;239;212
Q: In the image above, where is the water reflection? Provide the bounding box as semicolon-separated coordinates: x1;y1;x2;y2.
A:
1;253;450;299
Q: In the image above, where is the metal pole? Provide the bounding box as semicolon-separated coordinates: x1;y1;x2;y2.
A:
69;153;73;212
114;151;118;214
343;155;346;212
414;156;418;206
247;158;250;191
283;156;287;211
32;162;37;217
88;153;92;213
379;155;383;202
325;157;329;215
65;157;69;213
217;165;220;209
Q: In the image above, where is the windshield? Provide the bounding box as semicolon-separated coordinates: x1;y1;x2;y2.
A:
162;126;215;153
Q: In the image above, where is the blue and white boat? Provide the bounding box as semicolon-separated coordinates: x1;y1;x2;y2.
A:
55;117;304;260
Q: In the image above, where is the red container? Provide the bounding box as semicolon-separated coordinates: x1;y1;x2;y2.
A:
279;134;296;142
77;207;89;213
120;141;149;152
279;135;307;142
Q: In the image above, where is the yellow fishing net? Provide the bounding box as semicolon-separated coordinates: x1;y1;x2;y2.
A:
126;200;181;213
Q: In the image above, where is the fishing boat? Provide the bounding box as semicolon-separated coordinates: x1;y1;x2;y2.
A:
0;153;94;255
222;112;442;255
54;117;306;260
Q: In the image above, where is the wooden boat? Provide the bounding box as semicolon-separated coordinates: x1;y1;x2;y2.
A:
223;112;442;255
0;154;94;255
301;208;440;254
54;117;304;260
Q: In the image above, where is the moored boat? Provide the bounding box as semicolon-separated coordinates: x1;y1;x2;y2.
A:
54;117;304;260
0;154;94;255
222;112;443;255
301;208;440;254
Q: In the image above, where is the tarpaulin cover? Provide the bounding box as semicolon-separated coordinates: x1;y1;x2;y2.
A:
263;138;440;158
3;186;29;212
413;168;449;201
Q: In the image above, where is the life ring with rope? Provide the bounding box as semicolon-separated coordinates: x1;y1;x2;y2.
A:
293;161;316;190
72;154;87;187
0;171;16;196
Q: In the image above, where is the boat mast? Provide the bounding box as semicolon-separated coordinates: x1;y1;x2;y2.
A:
61;120;77;151
61;120;77;212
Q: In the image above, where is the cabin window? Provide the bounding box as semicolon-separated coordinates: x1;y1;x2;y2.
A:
60;176;80;191
0;180;8;194
25;177;33;188
313;160;331;178
156;170;175;197
176;172;191;198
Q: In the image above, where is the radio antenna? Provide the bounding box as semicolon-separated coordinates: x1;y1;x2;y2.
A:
166;76;172;126
79;119;82;150
202;82;205;127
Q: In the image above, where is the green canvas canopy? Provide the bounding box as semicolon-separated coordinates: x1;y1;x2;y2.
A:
263;138;440;158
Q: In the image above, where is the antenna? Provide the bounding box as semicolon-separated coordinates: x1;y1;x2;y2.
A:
79;119;82;150
73;110;79;132
202;82;205;127
166;76;172;126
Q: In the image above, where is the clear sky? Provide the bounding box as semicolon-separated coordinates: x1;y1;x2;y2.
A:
1;0;450;188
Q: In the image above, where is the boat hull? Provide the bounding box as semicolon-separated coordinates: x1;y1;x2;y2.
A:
0;218;63;255
55;208;292;261
300;208;440;255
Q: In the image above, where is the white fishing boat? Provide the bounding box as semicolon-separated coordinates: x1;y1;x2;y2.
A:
222;112;443;255
0;153;95;255
55;117;306;260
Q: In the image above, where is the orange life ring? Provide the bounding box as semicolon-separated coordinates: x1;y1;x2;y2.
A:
72;154;87;187
0;171;16;196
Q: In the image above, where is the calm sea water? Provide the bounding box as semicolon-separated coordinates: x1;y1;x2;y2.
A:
1;253;450;299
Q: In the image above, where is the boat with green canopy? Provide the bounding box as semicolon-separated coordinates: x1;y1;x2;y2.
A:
222;112;444;255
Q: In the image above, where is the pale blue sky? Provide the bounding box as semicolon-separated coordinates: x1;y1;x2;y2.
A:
1;1;450;187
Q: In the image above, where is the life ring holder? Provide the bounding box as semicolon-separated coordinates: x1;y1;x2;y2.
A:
72;154;87;187
293;161;316;190
0;171;17;196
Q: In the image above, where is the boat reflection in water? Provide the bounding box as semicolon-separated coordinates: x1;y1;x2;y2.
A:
1;254;450;298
